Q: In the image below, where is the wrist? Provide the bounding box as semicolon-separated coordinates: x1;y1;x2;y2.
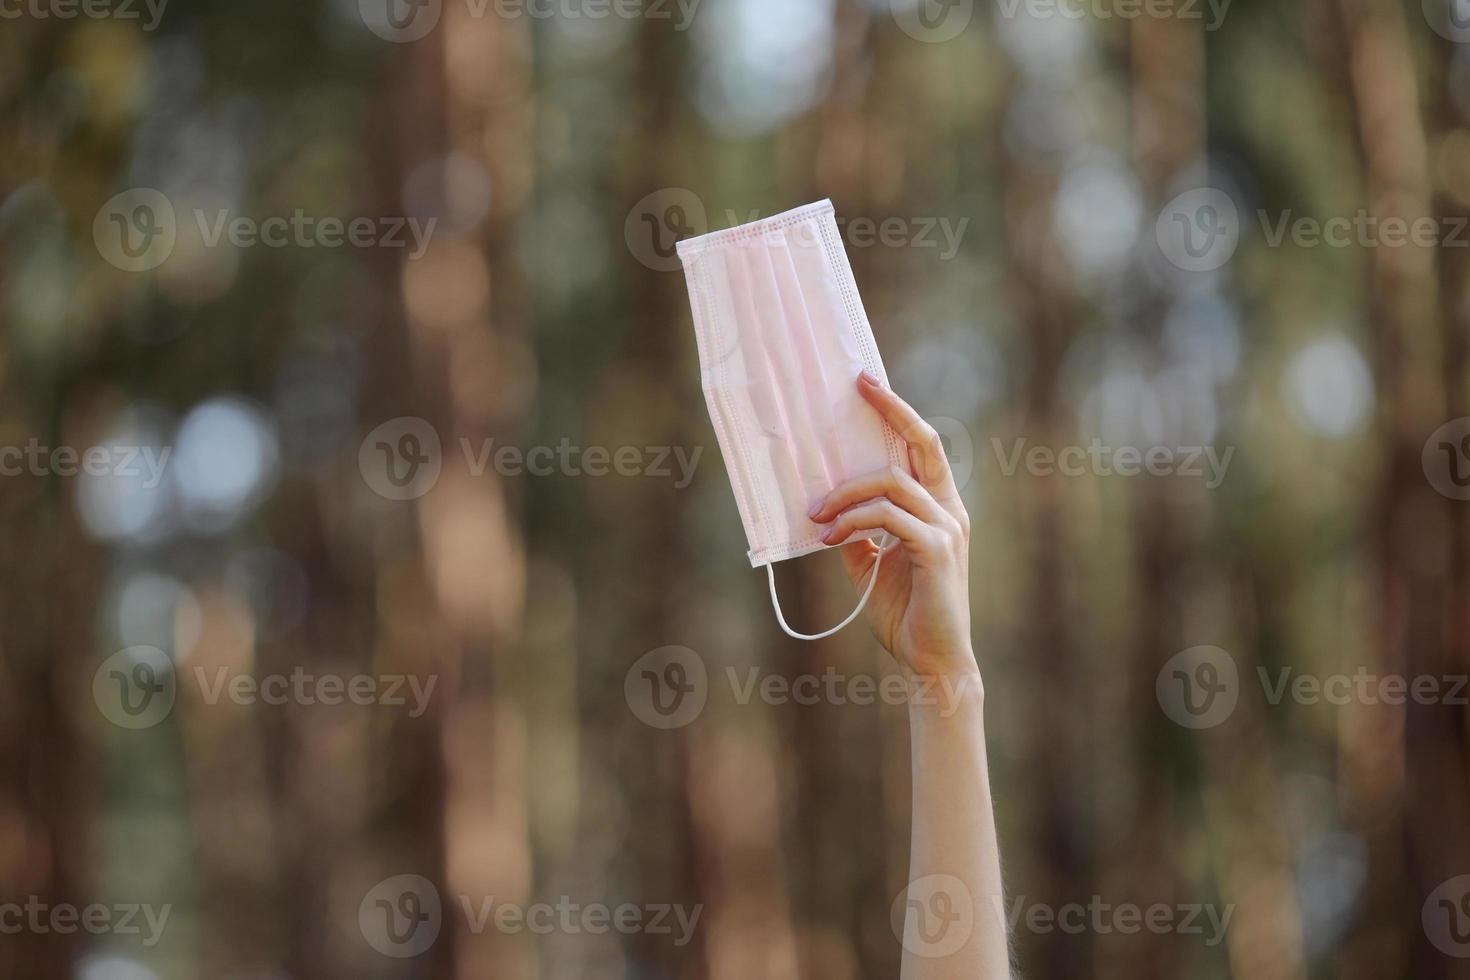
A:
904;642;981;689
904;656;984;720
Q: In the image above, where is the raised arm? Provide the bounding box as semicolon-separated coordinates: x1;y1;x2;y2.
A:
810;371;1010;980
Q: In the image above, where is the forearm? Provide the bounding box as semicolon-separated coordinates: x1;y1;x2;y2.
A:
814;377;1004;975
901;665;1010;980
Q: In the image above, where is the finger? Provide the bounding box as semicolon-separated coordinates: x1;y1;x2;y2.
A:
839;538;881;581
856;372;958;495
810;465;950;527
821;498;941;555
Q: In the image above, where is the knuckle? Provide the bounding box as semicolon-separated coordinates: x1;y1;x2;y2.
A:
938;518;964;552
917;457;945;485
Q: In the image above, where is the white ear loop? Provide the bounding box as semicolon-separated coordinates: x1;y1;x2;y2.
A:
765;535;889;641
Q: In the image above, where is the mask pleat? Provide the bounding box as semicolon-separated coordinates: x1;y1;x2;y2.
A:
742;235;833;504
726;241;811;544
766;228;848;482
789;220;866;367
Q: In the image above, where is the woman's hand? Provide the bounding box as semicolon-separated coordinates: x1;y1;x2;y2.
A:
813;376;1007;979
809;372;978;683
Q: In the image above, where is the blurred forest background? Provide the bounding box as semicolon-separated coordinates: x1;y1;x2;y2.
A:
3;0;1470;977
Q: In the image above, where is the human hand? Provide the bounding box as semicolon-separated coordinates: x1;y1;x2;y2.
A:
808;372;978;684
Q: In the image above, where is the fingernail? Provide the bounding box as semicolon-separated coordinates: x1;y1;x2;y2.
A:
858;370;879;386
808;500;823;519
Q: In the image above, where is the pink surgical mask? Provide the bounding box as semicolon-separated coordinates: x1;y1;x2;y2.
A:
677;199;906;640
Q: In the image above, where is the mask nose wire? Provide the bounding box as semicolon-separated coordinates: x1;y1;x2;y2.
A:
766;534;889;641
